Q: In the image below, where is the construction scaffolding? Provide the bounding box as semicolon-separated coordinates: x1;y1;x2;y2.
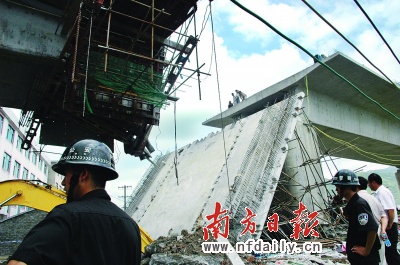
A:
19;0;202;158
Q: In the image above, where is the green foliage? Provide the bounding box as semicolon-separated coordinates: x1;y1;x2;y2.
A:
358;166;400;205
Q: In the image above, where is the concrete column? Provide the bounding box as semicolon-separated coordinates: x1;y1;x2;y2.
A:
279;118;328;215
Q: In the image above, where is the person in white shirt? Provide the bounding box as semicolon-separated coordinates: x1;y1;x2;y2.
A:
231;92;240;105
368;173;400;265
235;90;247;101
357;176;388;265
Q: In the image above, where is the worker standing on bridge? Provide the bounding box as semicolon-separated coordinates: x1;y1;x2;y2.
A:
235;89;247;101
333;169;380;265
231;92;240;105
8;139;141;265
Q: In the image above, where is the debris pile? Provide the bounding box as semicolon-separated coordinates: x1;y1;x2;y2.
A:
239;249;349;265
141;228;350;265
141;228;232;264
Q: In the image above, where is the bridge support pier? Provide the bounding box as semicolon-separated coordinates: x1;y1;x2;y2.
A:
278;116;329;216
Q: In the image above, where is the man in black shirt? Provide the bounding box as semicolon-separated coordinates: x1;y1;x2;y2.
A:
333;169;380;265
8;139;141;265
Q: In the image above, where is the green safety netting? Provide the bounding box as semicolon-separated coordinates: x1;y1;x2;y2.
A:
87;51;168;107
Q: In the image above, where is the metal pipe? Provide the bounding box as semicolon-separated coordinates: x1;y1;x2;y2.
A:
151;0;154;80
105;0;112;72
0;192;22;207
167;63;205;95
193;12;201;100
97;45;210;75
100;7;191;38
71;2;83;83
129;0;171;15
83;12;93;117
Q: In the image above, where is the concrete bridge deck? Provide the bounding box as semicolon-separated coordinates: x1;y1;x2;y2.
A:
203;52;400;167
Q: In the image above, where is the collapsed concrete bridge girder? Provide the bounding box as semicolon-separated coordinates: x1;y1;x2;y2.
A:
127;92;331;241
127;53;400;241
204;52;400;167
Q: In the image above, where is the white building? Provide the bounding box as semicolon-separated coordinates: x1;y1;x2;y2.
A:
48;161;64;190
0;107;55;220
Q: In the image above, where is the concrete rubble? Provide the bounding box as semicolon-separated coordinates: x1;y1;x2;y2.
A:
141;228;350;265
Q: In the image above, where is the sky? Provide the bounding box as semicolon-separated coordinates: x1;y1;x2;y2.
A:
12;0;400;207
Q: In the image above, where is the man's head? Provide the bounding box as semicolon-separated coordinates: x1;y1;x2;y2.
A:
53;139;118;201
332;169;360;201
367;173;382;191
357;176;368;190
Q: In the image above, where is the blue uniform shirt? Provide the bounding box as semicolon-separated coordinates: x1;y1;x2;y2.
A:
344;193;380;264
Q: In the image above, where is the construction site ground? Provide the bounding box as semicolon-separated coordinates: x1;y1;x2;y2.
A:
141;228;351;265
2;228;400;264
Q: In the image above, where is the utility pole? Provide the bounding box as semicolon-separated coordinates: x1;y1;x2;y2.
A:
118;185;132;211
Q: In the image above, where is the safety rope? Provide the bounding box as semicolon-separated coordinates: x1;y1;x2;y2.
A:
313;125;400;164
173;91;179;185
209;0;233;208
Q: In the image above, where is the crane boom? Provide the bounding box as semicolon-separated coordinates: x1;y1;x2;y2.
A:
0;180;152;252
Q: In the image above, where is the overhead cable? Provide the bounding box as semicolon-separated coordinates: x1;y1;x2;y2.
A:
353;0;400;65
229;0;400;122
301;0;398;88
210;0;233;207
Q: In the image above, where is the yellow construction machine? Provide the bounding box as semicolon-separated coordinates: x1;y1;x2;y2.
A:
0;180;152;253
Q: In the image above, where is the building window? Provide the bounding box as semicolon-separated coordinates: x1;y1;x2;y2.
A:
25;148;30;160
2;153;11;172
16;136;23;152
13;161;21;178
32;152;37;165
38;158;43;170
30;173;35;180
6;125;15;143
0;115;3;134
18;206;26;214
22;167;28;180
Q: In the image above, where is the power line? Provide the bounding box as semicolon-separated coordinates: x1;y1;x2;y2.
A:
229;0;400;123
353;0;400;65
300;0;399;88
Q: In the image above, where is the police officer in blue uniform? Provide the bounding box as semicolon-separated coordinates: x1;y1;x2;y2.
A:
333;169;381;265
